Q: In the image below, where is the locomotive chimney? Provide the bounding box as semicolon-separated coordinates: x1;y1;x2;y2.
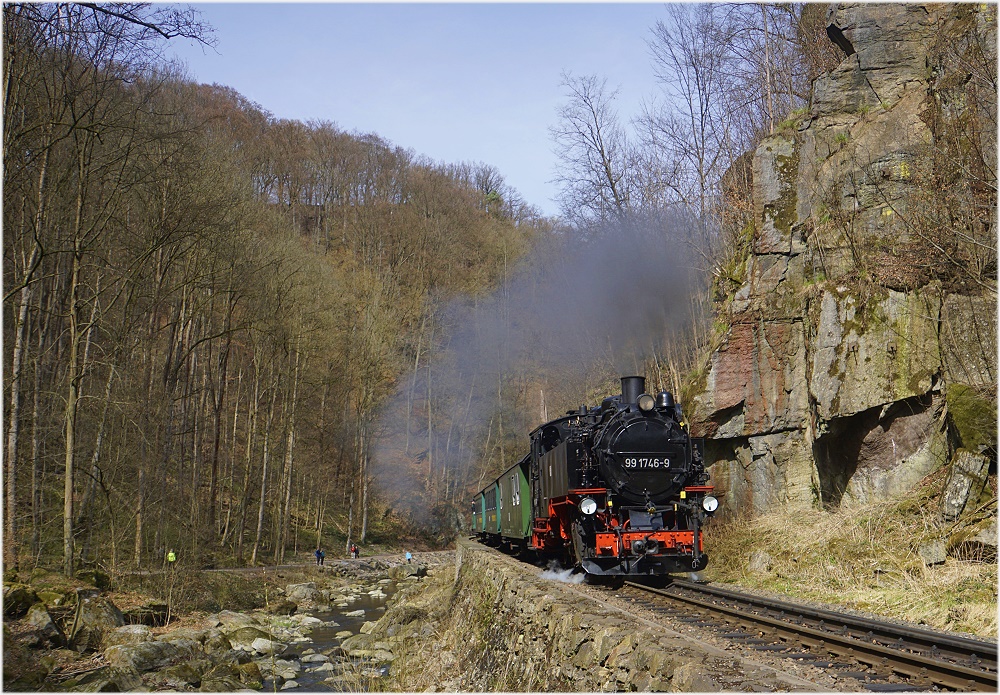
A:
620;376;646;405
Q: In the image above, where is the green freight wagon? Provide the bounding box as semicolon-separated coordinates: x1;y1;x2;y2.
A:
498;456;531;547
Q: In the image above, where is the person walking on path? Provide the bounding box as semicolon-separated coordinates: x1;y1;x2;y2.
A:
315;548;323;566
405;551;412;564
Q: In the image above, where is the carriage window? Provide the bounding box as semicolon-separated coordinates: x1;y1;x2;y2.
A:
511;473;520;505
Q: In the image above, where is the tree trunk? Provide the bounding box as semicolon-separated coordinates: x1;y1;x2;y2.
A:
344;492;354;554
63;242;82;577
6;146;48;570
250;387;276;565
76;368;114;562
30;303;44;557
405;315;426;455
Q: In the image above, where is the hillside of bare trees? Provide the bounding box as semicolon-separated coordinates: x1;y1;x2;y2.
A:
3;3;547;575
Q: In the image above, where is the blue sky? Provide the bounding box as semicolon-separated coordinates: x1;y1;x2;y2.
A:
164;3;671;217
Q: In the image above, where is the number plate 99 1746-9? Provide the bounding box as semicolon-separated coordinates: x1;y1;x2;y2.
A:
622;457;670;469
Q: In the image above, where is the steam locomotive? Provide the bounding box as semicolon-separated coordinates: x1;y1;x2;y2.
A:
471;376;717;576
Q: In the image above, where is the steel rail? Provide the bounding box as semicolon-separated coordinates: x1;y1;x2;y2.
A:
625;580;997;691
670;578;997;666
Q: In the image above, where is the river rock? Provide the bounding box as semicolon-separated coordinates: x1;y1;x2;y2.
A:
203;630;233;654
60;665;144;692
237;660;264;687
159;626;210;643
199;669;246;691
149;661;203;689
36;589;69;607
344;609;365;617
3;583;39;618
103;624;153;648
389;564;427;580
284;582;320;605
104;637;201;672
256;657;301;678
251;636;287;655
267;598;298;615
340;633;374;652
209;609;259;629
224;625;272;650
70;592;125;651
300;652;330;663
24;603;65;648
290;614;322;626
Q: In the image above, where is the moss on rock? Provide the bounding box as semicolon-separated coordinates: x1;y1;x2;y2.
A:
947;384;997;452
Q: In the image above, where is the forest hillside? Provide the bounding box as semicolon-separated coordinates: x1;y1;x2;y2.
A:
2;3;546;575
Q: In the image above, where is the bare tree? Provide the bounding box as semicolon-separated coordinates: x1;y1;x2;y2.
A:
551;73;637;226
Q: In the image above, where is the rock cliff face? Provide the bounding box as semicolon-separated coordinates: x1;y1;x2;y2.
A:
690;4;996;513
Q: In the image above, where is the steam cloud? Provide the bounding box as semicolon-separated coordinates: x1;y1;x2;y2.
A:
539;560;586;584
373;214;704;526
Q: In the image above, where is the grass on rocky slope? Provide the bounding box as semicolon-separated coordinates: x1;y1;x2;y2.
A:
703;471;997;638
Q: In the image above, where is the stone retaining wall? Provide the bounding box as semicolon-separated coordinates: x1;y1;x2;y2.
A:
373;540;799;691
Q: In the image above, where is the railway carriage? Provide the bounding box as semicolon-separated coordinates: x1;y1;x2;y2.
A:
471;492;485;534
482;480;501;543
498;456;532;548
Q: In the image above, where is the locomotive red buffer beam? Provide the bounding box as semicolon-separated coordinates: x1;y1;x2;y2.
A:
583;530;704;575
577;487;716;576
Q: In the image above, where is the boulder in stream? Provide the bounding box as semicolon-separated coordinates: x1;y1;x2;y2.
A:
224;625;273;651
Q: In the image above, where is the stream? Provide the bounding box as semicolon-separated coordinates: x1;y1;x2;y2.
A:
262;580;396;692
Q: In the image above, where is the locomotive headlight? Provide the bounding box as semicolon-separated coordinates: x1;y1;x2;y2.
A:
579;497;598;515
637;393;655;412
702;496;719;513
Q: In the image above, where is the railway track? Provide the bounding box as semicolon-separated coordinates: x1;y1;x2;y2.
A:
621;578;997;691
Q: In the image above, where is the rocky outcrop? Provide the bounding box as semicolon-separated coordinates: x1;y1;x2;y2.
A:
692;3;997;513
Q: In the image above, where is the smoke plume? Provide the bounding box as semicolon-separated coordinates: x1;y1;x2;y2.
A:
373;213;704;526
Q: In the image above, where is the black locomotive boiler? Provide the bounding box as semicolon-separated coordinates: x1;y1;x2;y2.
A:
472;376;718;576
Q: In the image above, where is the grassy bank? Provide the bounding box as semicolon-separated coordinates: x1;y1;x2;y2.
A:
703;471;997;637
